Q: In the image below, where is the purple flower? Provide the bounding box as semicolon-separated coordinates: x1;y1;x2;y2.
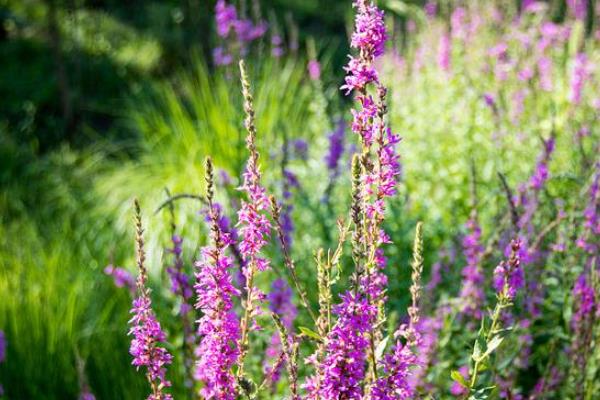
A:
437;32;452;72
128;296;173;398
308;60;321;81
450;366;469;396
522;0;539;12
488;42;508;60
424;1;437;18
234;19;268;43
305;293;377;400
368;127;402;204
264;278;297;384
324;119;346;173
215;0;237;38
349;94;378;145
530;367;563;399
79;392;96;400
213;47;233;66
493;240;524;299
458;214;485;319
450;7;480;42
268;278;297;333
341;0;387;96
577;163;600;253
0;330;6;363
529;163;548;190
570;273;597;374
166;235;193;311
213;0;268;68
518;66;534;82
271;35;285;58
128;202;172;400
539;22;571;46
350;0;387;57
571;274;596;333
238;149;272;272
407;316;443;391
483;92;497;110
194;206;240;399
104;264;136;294
569;53;589;105
280;169;299;248
529;137;555;191
342;57;379;95
364;244;390;304
567;0;588;20
291;138;309;161
370;334;418;399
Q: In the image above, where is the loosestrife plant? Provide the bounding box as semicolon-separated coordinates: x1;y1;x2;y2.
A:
115;1;600;400
129;200;173;400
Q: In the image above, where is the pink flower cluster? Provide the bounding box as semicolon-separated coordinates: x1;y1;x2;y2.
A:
213;0;268;66
128;295;173;400
194;224;240;399
305;293;377;399
458;214;485;319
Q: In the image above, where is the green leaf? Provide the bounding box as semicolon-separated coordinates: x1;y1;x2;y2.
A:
451;370;469;389
375;335;390;360
299;327;321;341
482;335;504;359
472;339;482;362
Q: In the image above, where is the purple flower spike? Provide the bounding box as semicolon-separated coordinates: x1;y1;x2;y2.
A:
308;60;321;81
264;278;297;384
571;274;596;331
569;53;589;105
458;213;485;319
567;0;588;20
493;240;524;299
424;1;437;18
437;32;452;73
166;235;193;311
215;0;237;38
105;264;136;294
577;163;600;253
194;202;241;399
370;327;419;400
129;296;173;399
0;330;5;364
350;0;387;57
325;119;346;174
305;293;377;400
129;201;173;400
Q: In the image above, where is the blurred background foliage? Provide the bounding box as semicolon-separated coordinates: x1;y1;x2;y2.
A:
0;0;598;398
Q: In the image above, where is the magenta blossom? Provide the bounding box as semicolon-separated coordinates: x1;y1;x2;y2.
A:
264;278;297;384
308;60;321;81
370;326;419;399
437;32;452;73
104;264;136;294
569;53;589;105
215;0;237;38
493;240;524;299
458;214;485;319
194;208;240;399
128;295;173;399
305;293;377;399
